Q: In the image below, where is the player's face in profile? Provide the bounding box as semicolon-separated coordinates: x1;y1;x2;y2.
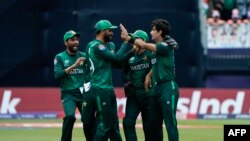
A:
66;36;79;53
150;26;159;41
103;29;113;42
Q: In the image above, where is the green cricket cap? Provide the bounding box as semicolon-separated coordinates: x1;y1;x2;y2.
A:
95;20;118;32
63;30;81;41
129;30;149;42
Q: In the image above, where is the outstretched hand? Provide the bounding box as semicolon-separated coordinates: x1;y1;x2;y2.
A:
120;23;129;41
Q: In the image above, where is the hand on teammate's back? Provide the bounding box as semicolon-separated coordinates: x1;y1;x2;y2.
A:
165;35;179;50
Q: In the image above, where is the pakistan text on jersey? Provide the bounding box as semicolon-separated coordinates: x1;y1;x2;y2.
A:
69;69;84;74
130;63;150;70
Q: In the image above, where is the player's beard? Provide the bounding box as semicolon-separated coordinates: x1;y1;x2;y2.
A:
103;33;112;43
68;45;78;53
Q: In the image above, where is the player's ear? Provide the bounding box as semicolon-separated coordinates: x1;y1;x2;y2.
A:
158;30;162;37
64;41;67;46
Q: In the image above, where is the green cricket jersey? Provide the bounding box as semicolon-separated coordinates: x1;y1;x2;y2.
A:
151;42;176;84
126;50;152;90
54;50;89;94
86;39;131;90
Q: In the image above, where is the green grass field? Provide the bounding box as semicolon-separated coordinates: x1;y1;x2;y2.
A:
0;119;249;141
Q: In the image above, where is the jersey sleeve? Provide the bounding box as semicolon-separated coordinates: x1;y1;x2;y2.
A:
94;42;133;62
54;55;66;79
156;42;171;55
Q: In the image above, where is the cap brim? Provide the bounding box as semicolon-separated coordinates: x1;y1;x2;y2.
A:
74;33;81;37
109;26;118;29
128;33;139;38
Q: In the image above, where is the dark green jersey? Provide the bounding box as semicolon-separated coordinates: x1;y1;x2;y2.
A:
125;50;152;89
54;50;88;93
151;42;176;83
86;39;131;90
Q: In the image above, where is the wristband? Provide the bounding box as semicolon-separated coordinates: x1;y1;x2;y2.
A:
128;37;136;44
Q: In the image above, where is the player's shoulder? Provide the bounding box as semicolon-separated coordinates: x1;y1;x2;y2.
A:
78;51;87;57
87;40;97;45
107;41;115;47
55;50;66;58
155;41;172;54
88;39;102;49
156;42;169;49
95;40;114;51
159;42;168;47
107;42;115;50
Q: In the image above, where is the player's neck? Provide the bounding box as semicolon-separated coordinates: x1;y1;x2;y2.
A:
66;49;76;55
96;35;107;44
154;37;163;43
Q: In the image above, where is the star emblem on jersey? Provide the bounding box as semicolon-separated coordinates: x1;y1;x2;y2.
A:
143;56;148;61
82;101;87;107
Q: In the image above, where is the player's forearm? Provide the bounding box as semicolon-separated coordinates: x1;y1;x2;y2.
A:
65;64;77;74
146;70;152;79
127;36;156;52
135;40;156;52
65;57;85;74
54;69;66;79
113;43;134;62
116;42;134;61
116;42;130;55
144;69;152;91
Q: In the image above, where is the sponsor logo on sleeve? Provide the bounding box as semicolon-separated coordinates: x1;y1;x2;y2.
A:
98;45;105;50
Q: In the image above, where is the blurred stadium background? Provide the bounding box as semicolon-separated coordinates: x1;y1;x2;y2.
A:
0;0;250;140
0;0;204;87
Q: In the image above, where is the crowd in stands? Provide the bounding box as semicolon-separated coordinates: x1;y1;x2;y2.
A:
204;0;250;48
204;0;250;20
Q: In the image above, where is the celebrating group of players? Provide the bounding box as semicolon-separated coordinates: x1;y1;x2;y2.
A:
54;18;180;141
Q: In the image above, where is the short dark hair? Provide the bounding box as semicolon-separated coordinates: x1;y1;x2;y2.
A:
151;19;171;37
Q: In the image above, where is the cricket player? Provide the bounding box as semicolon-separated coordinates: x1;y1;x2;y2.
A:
120;19;179;141
122;30;157;141
54;30;94;141
81;19;133;141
